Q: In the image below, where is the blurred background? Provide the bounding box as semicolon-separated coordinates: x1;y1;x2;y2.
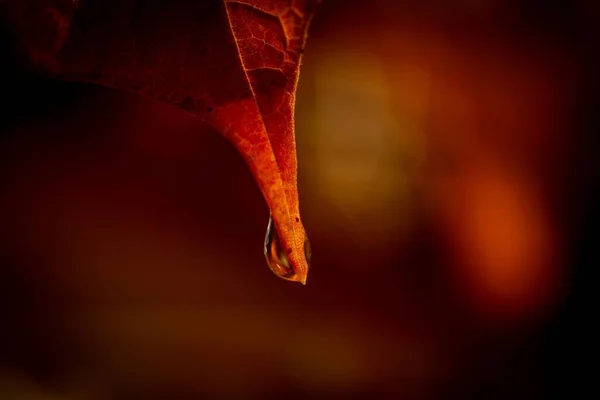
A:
0;0;598;398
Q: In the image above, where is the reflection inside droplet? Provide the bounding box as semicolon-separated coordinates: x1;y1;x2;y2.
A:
264;214;310;283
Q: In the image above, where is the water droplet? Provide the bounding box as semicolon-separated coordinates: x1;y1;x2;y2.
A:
304;228;312;266
264;214;311;283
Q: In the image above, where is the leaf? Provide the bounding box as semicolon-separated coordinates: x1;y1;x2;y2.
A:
2;0;320;284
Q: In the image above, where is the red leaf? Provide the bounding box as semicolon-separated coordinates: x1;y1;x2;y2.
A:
3;0;320;284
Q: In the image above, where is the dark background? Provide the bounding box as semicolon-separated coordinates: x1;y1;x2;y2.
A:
1;0;597;398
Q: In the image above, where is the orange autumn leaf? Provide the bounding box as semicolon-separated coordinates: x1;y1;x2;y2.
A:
3;0;320;284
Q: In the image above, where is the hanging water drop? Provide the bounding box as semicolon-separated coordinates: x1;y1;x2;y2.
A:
264;214;311;284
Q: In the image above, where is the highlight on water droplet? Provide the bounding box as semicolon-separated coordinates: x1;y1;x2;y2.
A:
264;214;311;284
